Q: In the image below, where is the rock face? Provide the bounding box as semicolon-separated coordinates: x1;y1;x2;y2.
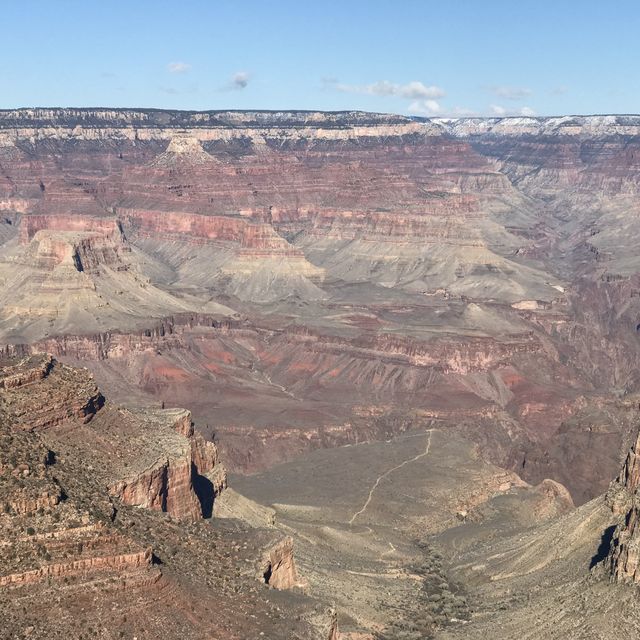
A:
110;410;225;520
261;536;301;590
0;355;225;521
0;546;153;588
606;431;640;582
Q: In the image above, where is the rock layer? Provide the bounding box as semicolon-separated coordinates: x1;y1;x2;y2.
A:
2;109;640;507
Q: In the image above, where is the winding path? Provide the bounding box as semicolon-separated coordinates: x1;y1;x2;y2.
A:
348;429;434;525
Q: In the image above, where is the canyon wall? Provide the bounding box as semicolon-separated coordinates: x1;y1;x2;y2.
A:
1;109;640;506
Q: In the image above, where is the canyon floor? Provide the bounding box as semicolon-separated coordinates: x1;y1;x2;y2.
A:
2;109;640;638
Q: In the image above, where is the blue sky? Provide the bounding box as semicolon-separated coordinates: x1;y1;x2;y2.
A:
1;0;638;116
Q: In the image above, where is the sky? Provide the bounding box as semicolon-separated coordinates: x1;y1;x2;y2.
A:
1;0;638;117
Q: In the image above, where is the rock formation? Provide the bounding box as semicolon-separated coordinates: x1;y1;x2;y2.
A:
606;430;640;582
1;354;224;521
2;108;639;506
0;353;323;639
260;536;302;590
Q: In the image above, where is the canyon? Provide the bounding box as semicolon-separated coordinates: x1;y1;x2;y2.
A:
1;108;640;637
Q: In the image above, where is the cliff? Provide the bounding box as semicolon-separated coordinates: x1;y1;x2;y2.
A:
0;353;322;638
109;409;226;520
2;107;640;508
0;354;224;521
606;431;640;582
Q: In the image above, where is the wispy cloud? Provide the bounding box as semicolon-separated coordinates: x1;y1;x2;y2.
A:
407;99;443;116
167;62;192;74
550;85;569;96
487;85;532;100
159;84;198;95
326;79;445;100
490;104;537;117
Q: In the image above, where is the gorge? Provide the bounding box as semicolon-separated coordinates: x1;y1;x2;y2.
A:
1;108;640;638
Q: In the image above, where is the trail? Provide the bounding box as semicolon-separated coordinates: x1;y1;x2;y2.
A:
258;369;298;400
348;429;434;525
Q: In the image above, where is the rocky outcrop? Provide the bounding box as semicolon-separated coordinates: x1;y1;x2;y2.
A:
18;214;123;246
260;536;301;590
0;354;104;428
110;425;226;521
0;547;152;588
531;478;575;520
3;489;61;516
0;355;224;521
606;431;640;582
99;407;225;521
0;354;53;389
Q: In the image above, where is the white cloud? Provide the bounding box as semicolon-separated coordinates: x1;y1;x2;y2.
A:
407;99;443;116
329;79;445;100
488;85;532;100
167;62;191;74
231;71;250;90
490;104;537;117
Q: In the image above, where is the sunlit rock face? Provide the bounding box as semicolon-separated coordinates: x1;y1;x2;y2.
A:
606;431;640;583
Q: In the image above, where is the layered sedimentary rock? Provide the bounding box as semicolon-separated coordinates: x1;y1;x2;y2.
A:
108;409;224;521
260;536;301;590
4;108;640;637
0;354;104;428
0;212;236;341
0;108;560;308
1;109;640;508
0;354;324;639
0;354;225;521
